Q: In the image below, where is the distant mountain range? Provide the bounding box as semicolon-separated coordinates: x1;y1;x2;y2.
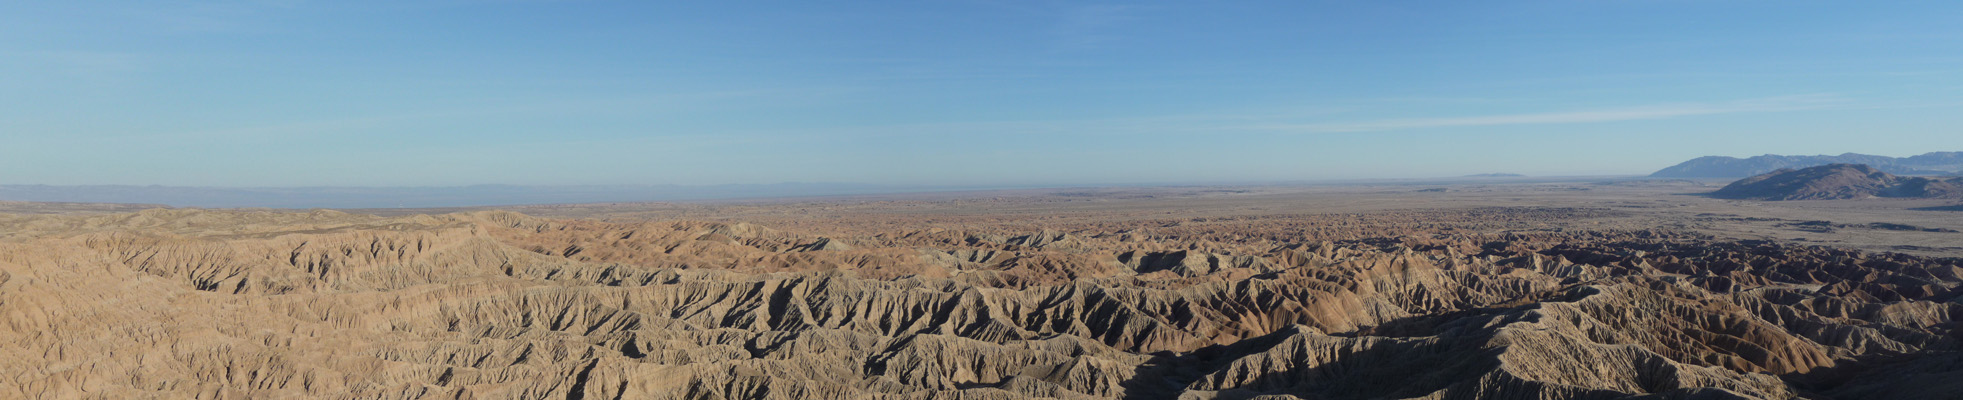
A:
1710;164;1963;201
1652;152;1963;178
0;183;958;209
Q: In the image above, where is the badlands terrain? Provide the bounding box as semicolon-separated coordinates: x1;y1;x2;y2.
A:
4;179;1963;399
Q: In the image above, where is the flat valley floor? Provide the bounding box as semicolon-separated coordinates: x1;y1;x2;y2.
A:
476;179;1963;258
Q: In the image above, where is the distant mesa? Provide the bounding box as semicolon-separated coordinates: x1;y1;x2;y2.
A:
1710;164;1963;201
1462;173;1525;178
1652;151;1963;178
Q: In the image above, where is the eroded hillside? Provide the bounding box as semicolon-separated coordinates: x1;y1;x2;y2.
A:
3;207;1960;399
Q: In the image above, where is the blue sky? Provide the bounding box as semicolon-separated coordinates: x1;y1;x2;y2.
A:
4;1;1960;187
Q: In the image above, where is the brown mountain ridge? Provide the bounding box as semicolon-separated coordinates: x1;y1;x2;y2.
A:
1710;163;1963;201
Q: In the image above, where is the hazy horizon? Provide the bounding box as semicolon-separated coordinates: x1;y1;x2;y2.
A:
0;150;1946;189
7;1;1963;188
1;173;1657;208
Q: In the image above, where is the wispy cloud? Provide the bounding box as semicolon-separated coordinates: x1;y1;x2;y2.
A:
7;50;151;88
970;1;1143;50
107;0;305;33
670;95;1852;143
24;51;146;74
1249;95;1846;133
1053;4;1140;48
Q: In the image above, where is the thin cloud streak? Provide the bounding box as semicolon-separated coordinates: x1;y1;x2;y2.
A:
1251;95;1847;133
674;95;1846;142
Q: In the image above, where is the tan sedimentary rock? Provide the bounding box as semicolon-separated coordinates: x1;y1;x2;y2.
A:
2;207;1958;399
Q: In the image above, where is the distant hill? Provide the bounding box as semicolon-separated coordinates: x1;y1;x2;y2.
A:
1652;152;1963;178
1710;164;1963;200
1463;173;1525;178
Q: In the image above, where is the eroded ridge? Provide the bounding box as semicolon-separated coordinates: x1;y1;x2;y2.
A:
2;208;1958;399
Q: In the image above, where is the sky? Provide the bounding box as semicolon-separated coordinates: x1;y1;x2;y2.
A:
3;0;1961;187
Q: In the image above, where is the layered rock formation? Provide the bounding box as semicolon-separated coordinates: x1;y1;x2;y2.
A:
3;207;1960;399
1711;164;1963;201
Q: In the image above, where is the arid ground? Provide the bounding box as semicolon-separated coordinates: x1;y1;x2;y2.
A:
4;178;1960;399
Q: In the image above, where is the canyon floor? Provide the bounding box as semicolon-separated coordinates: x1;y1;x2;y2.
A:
4;178;1961;399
